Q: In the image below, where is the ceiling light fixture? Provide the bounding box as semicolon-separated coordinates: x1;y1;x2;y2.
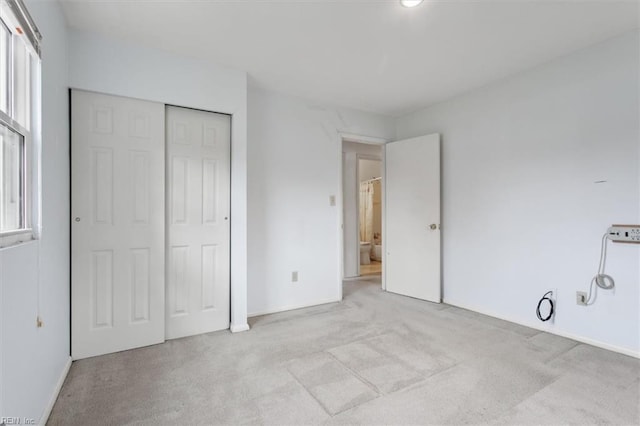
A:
400;0;424;7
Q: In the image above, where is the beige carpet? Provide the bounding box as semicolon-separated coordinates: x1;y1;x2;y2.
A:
48;276;640;425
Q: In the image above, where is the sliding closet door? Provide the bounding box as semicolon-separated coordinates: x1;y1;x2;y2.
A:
166;106;231;339
71;90;165;359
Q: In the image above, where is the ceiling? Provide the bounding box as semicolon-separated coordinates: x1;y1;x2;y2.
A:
59;0;639;117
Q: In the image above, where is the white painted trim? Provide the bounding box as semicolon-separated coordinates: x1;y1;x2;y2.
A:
39;356;71;425
380;147;387;291
355;155;361;277
248;298;341;318
337;145;345;299
342;276;365;282
445;299;640;359
338;133;388;298
230;323;250;333
340;133;387;145
0;229;35;249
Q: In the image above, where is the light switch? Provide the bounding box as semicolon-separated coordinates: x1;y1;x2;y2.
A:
329;195;336;206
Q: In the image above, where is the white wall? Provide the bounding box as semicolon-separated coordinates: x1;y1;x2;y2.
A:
359;159;382;183
67;29;250;331
0;0;70;422
247;87;395;315
2;16;636;426
396;31;640;355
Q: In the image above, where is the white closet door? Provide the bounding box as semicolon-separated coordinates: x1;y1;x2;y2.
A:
385;134;441;303
166;106;230;339
71;90;165;359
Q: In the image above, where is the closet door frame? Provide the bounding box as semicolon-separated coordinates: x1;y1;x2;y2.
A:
71;90;244;359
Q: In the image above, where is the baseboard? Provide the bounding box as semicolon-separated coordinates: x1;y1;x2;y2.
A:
444;299;640;359
230;323;250;333
39;356;71;425
248;298;341;318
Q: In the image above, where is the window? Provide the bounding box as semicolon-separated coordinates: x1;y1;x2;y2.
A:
1;19;9;113
0;123;24;232
0;0;41;248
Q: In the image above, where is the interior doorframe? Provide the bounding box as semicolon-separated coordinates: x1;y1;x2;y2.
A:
338;133;388;301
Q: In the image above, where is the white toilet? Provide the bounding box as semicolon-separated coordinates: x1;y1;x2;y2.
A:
360;242;371;265
373;244;383;261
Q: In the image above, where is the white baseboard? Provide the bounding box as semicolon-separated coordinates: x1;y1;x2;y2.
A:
248;298;341;318
39;356;71;425
444;299;640;359
230;323;250;333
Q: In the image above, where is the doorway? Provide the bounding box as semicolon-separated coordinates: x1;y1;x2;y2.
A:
341;138;384;284
358;158;383;276
339;133;442;304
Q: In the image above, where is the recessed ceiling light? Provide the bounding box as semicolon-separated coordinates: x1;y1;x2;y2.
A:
400;0;424;7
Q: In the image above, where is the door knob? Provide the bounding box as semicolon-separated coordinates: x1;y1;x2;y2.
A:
429;224;437;230
74;217;81;222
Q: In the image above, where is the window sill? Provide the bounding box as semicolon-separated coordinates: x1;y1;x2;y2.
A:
0;229;36;249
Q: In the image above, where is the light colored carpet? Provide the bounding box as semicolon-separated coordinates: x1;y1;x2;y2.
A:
48;276;640;425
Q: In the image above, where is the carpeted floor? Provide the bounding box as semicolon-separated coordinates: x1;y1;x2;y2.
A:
48;276;640;425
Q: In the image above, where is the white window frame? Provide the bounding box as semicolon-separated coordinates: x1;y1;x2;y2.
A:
0;0;41;249
0;115;32;246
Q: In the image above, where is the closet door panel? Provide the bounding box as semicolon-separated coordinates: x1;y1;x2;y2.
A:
72;90;165;359
166;106;230;339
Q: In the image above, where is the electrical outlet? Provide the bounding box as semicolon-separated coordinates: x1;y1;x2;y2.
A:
607;225;640;243
576;291;588;306
292;271;298;282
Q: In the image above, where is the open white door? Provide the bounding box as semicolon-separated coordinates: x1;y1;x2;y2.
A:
385;134;441;302
165;106;231;339
71;90;165;359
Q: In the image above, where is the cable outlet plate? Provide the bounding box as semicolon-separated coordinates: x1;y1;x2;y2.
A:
576;291;588;306
607;225;640;243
